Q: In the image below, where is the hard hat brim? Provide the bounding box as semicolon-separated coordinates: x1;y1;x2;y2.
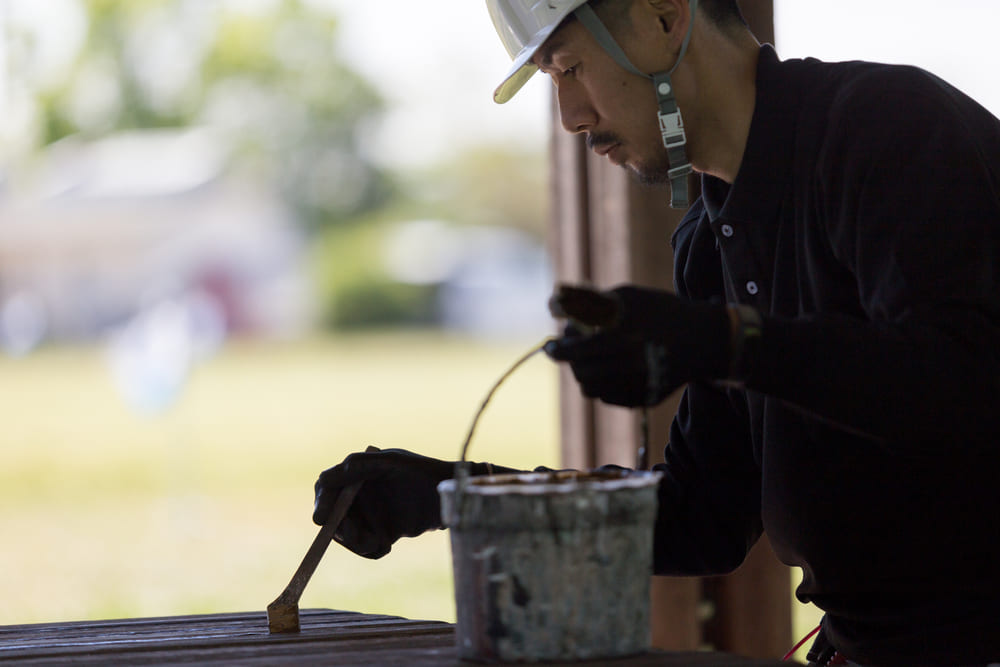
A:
492;9;572;104
494;62;538;104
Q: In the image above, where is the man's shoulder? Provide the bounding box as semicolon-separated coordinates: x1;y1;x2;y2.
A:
767;55;988;170
788;56;977;128
829;61;945;105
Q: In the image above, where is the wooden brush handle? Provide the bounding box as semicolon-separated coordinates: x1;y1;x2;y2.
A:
269;445;379;608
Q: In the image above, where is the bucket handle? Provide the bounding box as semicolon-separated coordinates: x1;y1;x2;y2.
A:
452;338;553;514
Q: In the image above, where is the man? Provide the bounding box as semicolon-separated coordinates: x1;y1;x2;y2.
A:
313;1;1000;664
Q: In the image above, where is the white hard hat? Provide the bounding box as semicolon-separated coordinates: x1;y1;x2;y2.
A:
487;0;589;104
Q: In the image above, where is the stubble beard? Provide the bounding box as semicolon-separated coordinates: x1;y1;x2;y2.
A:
587;131;676;188
629;147;675;188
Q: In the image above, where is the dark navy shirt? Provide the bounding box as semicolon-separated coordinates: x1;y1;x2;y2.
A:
653;45;1000;665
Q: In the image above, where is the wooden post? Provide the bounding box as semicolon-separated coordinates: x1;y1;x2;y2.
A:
549;103;703;652
547;0;790;659
698;4;792;659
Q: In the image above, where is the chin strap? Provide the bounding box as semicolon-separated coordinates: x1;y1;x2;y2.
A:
574;0;699;208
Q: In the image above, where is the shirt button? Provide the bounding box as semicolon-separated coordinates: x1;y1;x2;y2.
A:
721;224;734;238
746;281;759;295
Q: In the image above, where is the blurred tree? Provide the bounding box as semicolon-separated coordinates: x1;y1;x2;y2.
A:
406;146;548;239
4;0;549;331
309;144;549;331
24;0;391;229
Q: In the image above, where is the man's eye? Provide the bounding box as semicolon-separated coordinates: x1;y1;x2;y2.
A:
562;64;578;77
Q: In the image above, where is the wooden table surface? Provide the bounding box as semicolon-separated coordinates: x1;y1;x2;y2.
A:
0;609;793;665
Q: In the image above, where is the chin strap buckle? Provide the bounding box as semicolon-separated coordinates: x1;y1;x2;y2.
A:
653;74;691;208
658;107;686;151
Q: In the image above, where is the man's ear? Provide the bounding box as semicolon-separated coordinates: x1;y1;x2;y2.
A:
645;0;690;42
631;0;690;67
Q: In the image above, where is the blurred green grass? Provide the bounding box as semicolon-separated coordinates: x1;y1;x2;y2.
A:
0;331;560;625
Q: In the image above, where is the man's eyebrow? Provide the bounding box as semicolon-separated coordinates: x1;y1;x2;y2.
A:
534;38;566;69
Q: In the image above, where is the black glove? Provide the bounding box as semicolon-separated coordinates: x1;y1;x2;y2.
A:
544;284;733;407
312;448;502;559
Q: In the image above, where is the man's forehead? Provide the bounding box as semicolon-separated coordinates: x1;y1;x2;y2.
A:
533;36;567;69
532;18;582;69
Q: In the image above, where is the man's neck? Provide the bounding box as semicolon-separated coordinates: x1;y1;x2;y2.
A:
682;29;760;184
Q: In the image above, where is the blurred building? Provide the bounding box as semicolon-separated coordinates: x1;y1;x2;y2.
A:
0;127;314;353
380;219;554;339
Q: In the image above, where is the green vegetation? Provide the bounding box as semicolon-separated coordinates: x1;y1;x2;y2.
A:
307;147;549;330
0;333;559;624
22;0;391;229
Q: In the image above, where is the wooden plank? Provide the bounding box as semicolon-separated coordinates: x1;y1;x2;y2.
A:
650;575;702;651
0;610;451;664
703;537;794;659
0;610;793;666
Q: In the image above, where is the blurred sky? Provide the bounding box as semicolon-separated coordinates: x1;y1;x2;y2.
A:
323;0;553;168
1;1;999;168
328;0;1000;168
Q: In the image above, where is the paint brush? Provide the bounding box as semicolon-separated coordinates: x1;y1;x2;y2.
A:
267;445;378;633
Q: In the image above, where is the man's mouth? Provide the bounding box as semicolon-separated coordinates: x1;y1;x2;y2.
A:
599;143;626;166
593;142;617;157
586;132;618;151
586;133;625;165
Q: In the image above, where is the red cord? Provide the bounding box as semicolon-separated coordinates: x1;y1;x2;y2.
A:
782;623;821;661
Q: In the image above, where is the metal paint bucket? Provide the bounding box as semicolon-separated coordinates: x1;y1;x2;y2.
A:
438;468;662;663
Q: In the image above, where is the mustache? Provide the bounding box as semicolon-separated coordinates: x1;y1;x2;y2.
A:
586;132;622;151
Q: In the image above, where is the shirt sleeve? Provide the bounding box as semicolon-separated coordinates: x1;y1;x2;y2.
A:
652;383;763;575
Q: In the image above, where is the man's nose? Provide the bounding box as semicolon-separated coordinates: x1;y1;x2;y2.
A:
556;82;596;134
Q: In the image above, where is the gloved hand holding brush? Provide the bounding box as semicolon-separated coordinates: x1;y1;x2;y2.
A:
313;448;516;559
